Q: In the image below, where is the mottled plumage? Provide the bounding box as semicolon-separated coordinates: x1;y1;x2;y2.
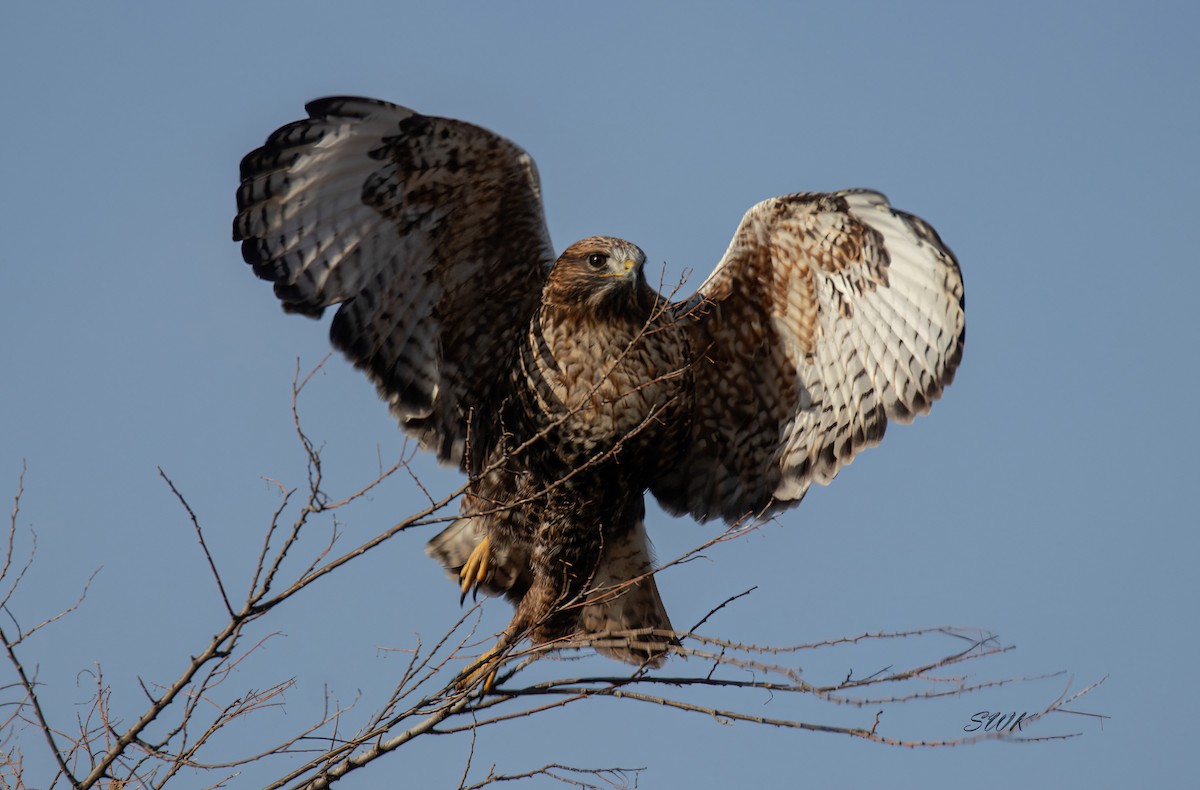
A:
233;97;965;676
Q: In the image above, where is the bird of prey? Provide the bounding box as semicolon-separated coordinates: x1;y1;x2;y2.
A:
233;97;965;687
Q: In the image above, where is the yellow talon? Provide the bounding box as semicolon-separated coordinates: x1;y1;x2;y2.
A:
458;643;502;692
458;534;491;604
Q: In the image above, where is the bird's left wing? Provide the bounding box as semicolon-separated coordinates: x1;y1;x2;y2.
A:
234;97;555;464
651;190;965;523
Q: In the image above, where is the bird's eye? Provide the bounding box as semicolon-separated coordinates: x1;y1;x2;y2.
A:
586;252;608;269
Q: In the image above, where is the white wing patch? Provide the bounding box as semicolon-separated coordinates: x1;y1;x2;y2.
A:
652;190;964;522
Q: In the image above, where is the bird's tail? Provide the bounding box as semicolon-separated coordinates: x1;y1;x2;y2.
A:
577;519;676;667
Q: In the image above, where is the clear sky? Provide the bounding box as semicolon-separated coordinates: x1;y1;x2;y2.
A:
1;1;1196;787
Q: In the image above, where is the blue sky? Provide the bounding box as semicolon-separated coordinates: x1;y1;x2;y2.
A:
1;1;1196;787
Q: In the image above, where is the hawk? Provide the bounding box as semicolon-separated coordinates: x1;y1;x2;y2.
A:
233;97;965;685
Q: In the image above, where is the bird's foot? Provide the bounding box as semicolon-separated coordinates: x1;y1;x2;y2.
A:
458;534;491;604
457;642;503;693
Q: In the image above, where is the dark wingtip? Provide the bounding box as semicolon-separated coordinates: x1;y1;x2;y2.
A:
305;96;414;120
279;300;326;319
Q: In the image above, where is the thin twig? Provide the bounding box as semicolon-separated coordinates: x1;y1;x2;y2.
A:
158;468;234;619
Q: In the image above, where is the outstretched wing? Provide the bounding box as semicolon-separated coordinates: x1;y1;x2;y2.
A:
234;97;554;464
652;190;965;523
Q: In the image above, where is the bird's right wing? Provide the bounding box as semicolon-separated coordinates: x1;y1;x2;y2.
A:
234;97;555;464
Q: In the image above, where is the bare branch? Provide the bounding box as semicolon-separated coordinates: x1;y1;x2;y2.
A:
158;468;235;619
0;462;26;590
10;567;99;647
0;346;1104;787
462;763;646;790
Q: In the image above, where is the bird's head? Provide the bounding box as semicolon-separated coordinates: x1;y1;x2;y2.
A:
544;236;651;316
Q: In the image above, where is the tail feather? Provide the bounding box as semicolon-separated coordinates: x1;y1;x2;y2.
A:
578;520;675;667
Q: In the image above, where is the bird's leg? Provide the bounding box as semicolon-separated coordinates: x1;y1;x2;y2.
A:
458;533;491;604
456;636;509;693
456;570;553;693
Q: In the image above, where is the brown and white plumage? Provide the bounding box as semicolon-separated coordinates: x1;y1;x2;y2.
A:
654;191;965;522
233;97;965;679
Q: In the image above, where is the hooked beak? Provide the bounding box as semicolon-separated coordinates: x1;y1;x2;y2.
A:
602;259;637;278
